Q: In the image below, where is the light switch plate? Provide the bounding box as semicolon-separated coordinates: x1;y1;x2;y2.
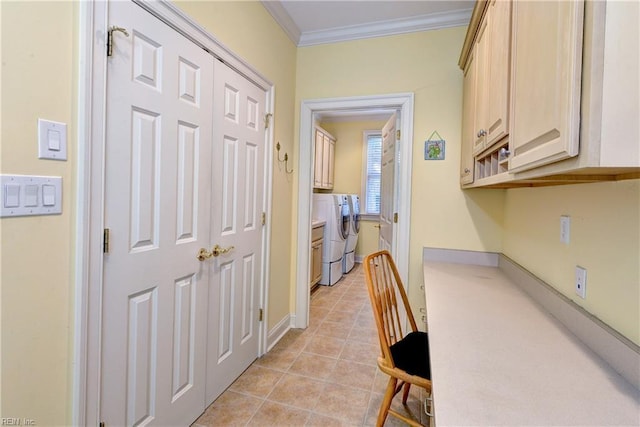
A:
38;119;67;160
1;174;62;217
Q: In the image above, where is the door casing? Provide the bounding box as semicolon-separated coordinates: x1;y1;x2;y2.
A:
295;94;414;329
74;1;275;424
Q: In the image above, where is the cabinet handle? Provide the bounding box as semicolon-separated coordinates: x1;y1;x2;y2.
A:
464;168;471;173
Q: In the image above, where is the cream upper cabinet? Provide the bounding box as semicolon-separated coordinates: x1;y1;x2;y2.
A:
485;0;511;148
459;0;639;188
508;0;584;173
468;0;512;157
472;16;489;155
314;129;324;188
314;126;336;190
460;49;476;185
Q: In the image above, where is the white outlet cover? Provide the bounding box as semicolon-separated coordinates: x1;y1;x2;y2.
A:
560;215;571;244
575;266;587;299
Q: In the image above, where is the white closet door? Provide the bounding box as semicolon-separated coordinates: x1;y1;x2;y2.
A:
101;1;213;425
205;59;267;404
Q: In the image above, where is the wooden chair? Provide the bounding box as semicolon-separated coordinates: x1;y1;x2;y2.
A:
363;250;432;427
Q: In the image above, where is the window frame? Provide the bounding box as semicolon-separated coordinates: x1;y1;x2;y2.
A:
361;130;382;219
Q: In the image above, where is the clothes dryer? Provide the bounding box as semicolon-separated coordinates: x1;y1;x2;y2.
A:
313;194;350;285
343;194;360;273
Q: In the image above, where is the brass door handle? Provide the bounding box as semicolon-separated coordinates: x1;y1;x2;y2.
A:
197;248;214;261
197;244;235;261
374;224;381;229
211;244;234;257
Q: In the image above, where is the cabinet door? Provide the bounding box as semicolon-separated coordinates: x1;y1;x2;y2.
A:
461;50;476;185
472;15;489;155
485;0;511;148
314;129;324;188
326;137;335;189
321;134;330;187
509;0;583;172
311;239;323;286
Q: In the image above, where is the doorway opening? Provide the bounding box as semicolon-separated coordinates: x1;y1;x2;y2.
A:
294;93;414;329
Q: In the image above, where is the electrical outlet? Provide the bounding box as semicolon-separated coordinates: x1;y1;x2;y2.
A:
560;215;571;244
575;266;587;299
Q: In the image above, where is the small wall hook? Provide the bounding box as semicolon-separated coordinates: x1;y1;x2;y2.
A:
275;142;293;174
276;142;286;162
284;153;294;174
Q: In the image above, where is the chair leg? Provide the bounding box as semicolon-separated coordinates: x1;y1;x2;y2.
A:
377;377;397;427
402;382;411;404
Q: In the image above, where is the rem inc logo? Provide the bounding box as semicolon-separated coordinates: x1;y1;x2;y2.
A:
1;419;36;426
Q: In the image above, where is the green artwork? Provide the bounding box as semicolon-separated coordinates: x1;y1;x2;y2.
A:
425;131;445;160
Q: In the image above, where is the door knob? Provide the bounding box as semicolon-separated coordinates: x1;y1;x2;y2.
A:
197;248;213;261
211;244;234;257
197;245;235;261
374;224;381;229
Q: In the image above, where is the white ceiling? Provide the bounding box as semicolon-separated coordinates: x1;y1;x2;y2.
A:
261;0;474;46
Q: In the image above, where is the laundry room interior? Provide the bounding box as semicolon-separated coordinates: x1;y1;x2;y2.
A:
310;115;390;291
2;0;639;425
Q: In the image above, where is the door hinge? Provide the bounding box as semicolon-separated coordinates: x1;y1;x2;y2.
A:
107;26;129;57
259;308;264;322
396;129;401;140
99;422;105;427
103;228;110;254
264;113;272;129
393;213;398;223
261;212;266;225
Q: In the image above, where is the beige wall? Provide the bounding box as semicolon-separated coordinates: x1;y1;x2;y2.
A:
0;1;297;424
1;1;75;422
296;28;505;310
503;180;640;345
320;119;386;195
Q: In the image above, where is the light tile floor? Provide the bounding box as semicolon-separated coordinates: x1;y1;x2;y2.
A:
194;264;427;426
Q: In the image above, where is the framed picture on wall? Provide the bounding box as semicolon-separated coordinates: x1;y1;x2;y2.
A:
425;134;445;160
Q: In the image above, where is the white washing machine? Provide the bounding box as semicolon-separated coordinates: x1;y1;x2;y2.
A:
343;194;360;273
313;194;350;286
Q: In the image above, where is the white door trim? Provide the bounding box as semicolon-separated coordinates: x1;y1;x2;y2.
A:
295;93;414;328
74;1;274;424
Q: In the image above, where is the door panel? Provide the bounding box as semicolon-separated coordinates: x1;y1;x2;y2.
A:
101;2;213;425
379;113;397;252
206;59;266;404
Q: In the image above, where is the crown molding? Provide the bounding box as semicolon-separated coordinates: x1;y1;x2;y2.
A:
298;8;473;47
260;0;301;45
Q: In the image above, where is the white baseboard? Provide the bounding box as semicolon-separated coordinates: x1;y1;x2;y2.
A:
266;313;292;351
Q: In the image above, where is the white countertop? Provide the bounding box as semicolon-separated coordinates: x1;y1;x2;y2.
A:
423;261;640;426
311;219;326;228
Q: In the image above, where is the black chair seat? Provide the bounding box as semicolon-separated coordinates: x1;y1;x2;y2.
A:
389;331;431;380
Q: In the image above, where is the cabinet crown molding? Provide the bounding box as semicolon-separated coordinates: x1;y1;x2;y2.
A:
459;0;489;69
